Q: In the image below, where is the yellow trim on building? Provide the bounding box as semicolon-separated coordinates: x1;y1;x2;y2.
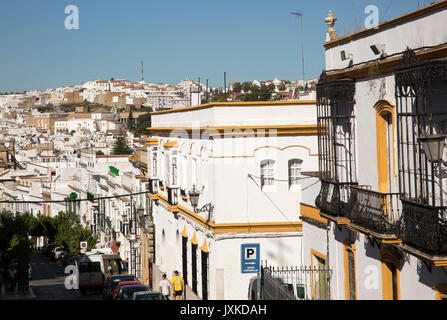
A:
434;284;447;300
324;0;447;49
200;238;210;253
190;232;198;245
343;242;358;300
181;225;188;238
147;125;318;136
380;248;401;300
210;144;318;159
155;192;302;234
300;204;328;225
164;141;179;148
147;138;159;145
325;43;447;81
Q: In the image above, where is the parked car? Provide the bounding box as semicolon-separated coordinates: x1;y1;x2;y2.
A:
112;281;142;300
132;291;166;300
52;247;65;261
115;284;149;300
77;250;127;296
103;274;137;300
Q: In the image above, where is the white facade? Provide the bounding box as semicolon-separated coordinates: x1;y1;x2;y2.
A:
304;3;447;301
147;101;318;300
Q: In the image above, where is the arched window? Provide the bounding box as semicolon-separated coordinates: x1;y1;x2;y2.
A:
261;160;275;189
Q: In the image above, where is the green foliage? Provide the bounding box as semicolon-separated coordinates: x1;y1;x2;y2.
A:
127;109;134;130
277;83;286;91
96;150;105;156
66;225;98;258
241;82;253;93
232;82;241;93
8;234;33;261
52;212;98;257
132;112;152;137
112;135;133;155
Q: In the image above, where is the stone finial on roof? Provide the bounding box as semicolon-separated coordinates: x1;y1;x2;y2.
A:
324;10;339;42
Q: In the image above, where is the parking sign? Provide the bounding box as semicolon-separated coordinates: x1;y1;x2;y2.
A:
241;244;260;274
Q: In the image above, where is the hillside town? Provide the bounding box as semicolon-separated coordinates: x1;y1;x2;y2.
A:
1;1;447;304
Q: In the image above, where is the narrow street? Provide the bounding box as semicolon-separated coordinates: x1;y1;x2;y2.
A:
29;251;102;300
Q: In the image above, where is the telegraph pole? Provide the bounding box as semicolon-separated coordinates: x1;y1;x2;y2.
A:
290;12;305;83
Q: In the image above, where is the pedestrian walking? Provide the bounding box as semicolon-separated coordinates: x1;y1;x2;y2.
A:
2;265;8;295
8;265;16;292
159;274;170;300
171;271;184;300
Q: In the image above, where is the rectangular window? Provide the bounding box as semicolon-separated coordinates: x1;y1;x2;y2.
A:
311;250;328;300
171;154;178;186
289;159;303;188
261;160;275;188
152;149;158;178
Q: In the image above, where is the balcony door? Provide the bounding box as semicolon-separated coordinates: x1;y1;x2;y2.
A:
375;102;395;194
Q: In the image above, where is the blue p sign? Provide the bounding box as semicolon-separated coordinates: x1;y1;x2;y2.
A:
241;244;260;274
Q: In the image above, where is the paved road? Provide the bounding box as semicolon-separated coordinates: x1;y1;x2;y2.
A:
30;251;102;300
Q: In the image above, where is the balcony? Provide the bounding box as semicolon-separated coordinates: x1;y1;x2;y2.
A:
148;178;159;195
347;187;401;236
315;180;353;222
396;200;447;257
167;187;179;206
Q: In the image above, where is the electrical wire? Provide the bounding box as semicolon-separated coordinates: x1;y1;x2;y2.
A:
0;190;149;204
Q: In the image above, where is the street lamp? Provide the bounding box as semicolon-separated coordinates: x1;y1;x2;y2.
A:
188;185;214;223
290;11;305;84
419;133;447;178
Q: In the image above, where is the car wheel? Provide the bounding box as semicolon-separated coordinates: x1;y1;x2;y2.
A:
80;288;88;296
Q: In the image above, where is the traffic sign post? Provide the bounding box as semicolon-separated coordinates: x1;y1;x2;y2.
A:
80;241;88;253
241;244;260;274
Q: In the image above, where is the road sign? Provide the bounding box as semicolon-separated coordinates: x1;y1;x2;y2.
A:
241;244;260;274
109;166;119;176
70;192;78;200
80;241;88;249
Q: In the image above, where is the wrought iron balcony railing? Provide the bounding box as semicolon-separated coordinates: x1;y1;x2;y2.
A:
396;200;447;256
315;180;353;218
347;186;401;235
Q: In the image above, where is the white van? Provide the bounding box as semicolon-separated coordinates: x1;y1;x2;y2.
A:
76;249;127;296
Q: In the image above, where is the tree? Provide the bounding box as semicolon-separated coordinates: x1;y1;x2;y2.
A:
67;225;98;258
96;150;105;156
112;135;133;155
127;109;134;130
232;82;241;93
241;82;252;93
133;113;152;137
277;83;286;91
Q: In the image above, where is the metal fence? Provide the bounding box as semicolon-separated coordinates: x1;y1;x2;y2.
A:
259;263;332;300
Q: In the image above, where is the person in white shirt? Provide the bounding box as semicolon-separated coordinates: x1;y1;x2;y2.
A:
159;274;171;300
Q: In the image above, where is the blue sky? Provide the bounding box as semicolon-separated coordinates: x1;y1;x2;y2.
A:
0;0;425;92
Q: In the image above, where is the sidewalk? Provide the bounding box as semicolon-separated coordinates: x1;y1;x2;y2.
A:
152;264;200;301
0;285;36;300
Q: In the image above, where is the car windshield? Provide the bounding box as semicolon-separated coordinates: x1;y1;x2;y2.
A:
135;293;164;300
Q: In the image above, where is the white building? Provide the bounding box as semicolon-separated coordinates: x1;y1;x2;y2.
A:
146;100;318;300
304;2;447;301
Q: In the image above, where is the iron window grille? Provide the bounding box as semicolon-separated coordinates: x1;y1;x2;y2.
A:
393;48;447;255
